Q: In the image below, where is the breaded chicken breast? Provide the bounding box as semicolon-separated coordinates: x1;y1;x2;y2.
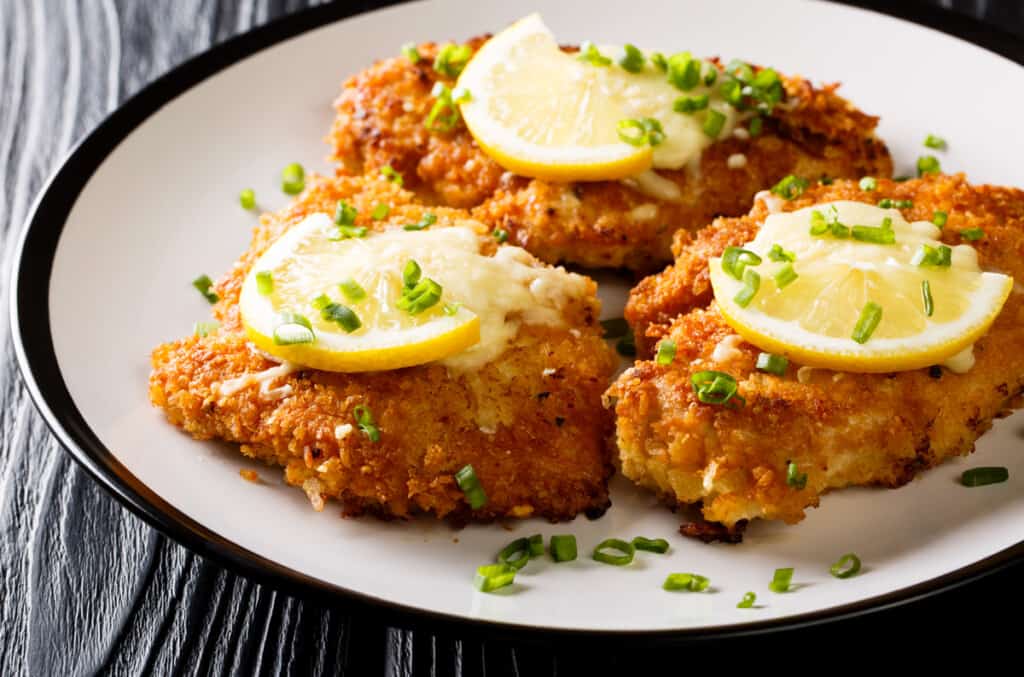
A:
607;175;1024;538
330;39;892;271
150;175;618;522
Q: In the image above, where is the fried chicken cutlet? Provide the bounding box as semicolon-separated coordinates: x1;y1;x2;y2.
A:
607;174;1024;537
150;175;618;522
330;38;892;271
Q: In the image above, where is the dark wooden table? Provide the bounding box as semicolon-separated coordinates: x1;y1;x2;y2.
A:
3;1;1024;674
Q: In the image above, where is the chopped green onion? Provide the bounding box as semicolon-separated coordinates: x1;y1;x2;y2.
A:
961;466;1009;487
719;78;743;106
921;280;934;317
663;573;710;592
726;58;753;82
455;464;487;508
773;263;798;289
403;260;422;287
809;210;829;236
733;268;760;308
851;225;896;245
859;177;877;192
578;41;612;66
632;537;669;554
786;461;807;489
492;228;509;243
748;116;763;137
896;199;913;209
426;82;467;133
667;51;701;91
767;244;795;262
320;301;361;333
650;52;668;72
328;224;368;241
616;330;636;357
771;175;809;200
932;210;948;228
442;302;461;316
721;246;762;280
917;155;941;176
192;275;219;304
311;294;331;311
334;200;357;226
239;188;256;210
960;227;985;241
877;198;893;209
339;278;366;303
702;62;718;86
911;244;952;268
702;109;726;138
673;94;709;114
550;535;577;562
617;117;665;147
655;340;676;366
830;553;862;579
618;43;645;73
401;42;421;63
528;534;544;558
193;320;219;337
819;176;834;185
592;538;635;566
403;212;437;231
281;162;305;195
353;404;380;442
691;370;744;408
273;312;315;345
756;352;788;376
433;43;472;77
371;203;390;220
255;271;274;296
923;134;947;150
601;317;629;339
397;260;442;315
474;563;514;592
851;301;882;344
381;165;403;185
737;592;756;608
769;567;794;593
497;537;531;571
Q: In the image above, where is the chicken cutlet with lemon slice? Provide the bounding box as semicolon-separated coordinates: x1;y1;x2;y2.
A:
607;174;1021;540
149;175;617;522
329;14;892;271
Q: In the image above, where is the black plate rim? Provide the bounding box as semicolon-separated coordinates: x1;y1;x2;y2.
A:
10;0;1024;643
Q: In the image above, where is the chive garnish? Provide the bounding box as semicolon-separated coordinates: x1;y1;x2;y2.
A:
455;464;487;508
691;371;744;408
192;275;219;304
721;246;762;280
767;244;795;262
255;271;273;296
492;228;509;243
339;278;366;303
921;280;934;317
961;466;1009;487
830;553;862;579
773;263;798;289
272;312;314;345
786;461;807;489
320;301;361;333
917;155;941;177
371;203;390;220
381;165;403;185
770;175;808;200
528;534;544;558
577;41;612;66
663;573;710;592
353;405;380;442
923;134;947;150
852;301;883;344
334;200;358;226
737;592;756;608
397;260;442;314
497;537;532;571
932;210;948;228
403;212;437;231
756;352;788;376
592;538;635;566
911;244;952;267
632;537;670;554
474;563;515;592
239;188;256;210
618;43;645;73
550;535;578;562
858;177;877;192
769;567;794;593
667;51;701;91
281;162;305;195
702;109;726;138
426;82;470;133
433;43;472;77
960;227;984;241
401;42;421;63
851;225;896;245
733;268;760;308
673;94;710;114
617;117;665;147
655;340;676;366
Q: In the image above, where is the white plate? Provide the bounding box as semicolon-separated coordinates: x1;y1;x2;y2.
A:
12;0;1024;636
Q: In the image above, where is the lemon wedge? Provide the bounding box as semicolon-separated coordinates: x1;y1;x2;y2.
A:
239;213;480;372
709;201;1013;372
456;14;738;182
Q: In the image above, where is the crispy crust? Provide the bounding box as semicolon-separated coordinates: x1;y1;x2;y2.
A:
329;39;892;271
150;175;618;522
608;174;1024;530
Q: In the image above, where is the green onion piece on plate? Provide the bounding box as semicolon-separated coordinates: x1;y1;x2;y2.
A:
961;466;1009;487
737;592;756;608
830;553;862;579
497;537;532;571
550;535;577;562
631;537;669;554
769;567;794;593
474;563;515;592
592;538;635;566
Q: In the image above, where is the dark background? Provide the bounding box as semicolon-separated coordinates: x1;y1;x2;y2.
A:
2;1;1022;674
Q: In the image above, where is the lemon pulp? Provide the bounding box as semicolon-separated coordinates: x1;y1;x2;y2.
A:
709;201;1013;372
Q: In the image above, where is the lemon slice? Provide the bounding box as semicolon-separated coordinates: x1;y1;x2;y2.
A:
240;213;480;372
709;201;1013;372
456;14;738;181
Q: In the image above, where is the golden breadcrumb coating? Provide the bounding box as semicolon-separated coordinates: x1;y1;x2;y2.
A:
330;38;892;271
608;175;1024;536
150;175;617;522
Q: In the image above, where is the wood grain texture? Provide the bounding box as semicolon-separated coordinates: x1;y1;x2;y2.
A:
1;1;1023;675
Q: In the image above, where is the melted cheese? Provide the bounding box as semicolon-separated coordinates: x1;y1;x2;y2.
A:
215;361;300;400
